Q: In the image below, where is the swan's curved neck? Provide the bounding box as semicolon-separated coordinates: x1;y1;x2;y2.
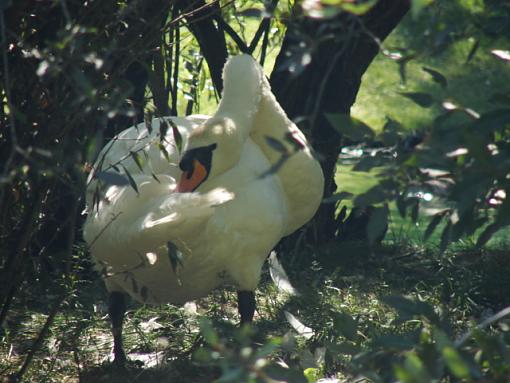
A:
214;55;263;141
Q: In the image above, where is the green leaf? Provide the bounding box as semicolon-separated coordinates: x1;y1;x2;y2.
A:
339;0;377;15
472;108;510;133
199;319;219;346
466;39;480;63
129;151;144;172
326;113;375;142
332;311;358;341
263;364;307;383
411;0;433;19
434;328;470;379
400;92;435;108
121;165;139;194
366;205;389;244
159;119;169;142
394;352;430;383
159;143;171;162
424;211;446;240
167;241;183;273
169;119;183;153
95;170;129;186
383;295;437;323
422;67;448;88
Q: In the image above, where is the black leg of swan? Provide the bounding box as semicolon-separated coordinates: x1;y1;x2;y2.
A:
237;290;256;324
108;291;127;364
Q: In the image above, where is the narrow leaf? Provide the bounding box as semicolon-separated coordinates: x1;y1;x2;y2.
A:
424;212;445;240
121;165;138;194
167;241;183;273
159;143;171;162
159;119;169;142
466;39;480;63
130;151;144;172
169;119;183;153
422;67;448;88
95;170;129;186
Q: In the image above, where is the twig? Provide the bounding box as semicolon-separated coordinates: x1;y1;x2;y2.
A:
14;294;67;382
455;306;510;347
215;16;248;52
86;211;123;249
0;9;19;205
172;9;180;116
259;18;270;66
248;0;278;55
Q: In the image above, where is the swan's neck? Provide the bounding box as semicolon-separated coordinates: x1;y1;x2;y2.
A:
215;55;263;140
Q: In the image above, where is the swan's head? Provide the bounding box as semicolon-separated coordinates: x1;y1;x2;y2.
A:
176;116;243;193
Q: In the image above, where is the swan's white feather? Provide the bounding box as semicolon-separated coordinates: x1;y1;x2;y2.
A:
83;55;324;305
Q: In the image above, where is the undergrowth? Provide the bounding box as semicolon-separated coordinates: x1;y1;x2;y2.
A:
2;236;510;382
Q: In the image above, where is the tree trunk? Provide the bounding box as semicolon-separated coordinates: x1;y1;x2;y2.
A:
270;0;410;241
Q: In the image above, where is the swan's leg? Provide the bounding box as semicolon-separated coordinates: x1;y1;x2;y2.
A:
108;291;127;364
237;290;255;324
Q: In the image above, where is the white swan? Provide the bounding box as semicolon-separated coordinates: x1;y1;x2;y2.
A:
83;54;324;362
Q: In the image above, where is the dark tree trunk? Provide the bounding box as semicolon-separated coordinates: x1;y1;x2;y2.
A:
176;0;228;95
270;0;410;241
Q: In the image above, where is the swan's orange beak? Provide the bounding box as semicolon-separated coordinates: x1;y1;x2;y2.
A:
176;160;208;193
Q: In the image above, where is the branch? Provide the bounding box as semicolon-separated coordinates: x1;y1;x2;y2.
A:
215;16;248;52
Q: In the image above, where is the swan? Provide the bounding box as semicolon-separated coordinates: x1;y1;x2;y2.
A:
83;54;324;363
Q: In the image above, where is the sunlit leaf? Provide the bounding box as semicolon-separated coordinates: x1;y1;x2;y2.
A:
129;151;144;172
